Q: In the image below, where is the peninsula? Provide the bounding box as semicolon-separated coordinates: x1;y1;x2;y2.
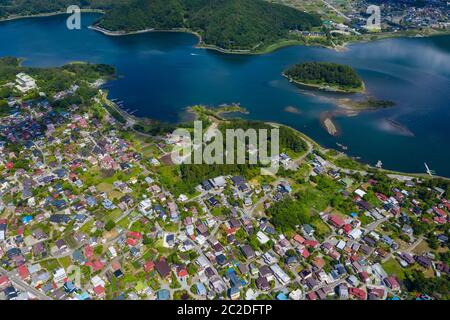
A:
283;62;365;93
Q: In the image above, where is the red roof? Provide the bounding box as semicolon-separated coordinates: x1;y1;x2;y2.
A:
144;260;155;273
375;193;388;202
343;224;352;234
349;287;366;300
93;285;105;296
433;207;447;217
85;260;104;271
84;245;94;259
359;271;370;283
17;265;30;280
306;292;317;300
304;239;319;248
111;261;121;271
127;231;143;240
434;216;447;224
127;238;139;247
178;269;189;278
384;276;400;290
329;215;345;228
300;248;310;259
0;275;10;287
293;234;305;244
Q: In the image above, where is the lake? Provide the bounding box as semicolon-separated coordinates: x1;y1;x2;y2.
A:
0;13;449;176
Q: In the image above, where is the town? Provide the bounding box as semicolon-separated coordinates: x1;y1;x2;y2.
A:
0;57;448;301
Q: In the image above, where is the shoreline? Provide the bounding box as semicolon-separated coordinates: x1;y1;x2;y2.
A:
0;9;104;23
1;11;449;55
265;121;446;180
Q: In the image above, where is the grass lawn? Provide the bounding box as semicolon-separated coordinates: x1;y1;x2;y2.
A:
58;256;73;269
310;218;332;239
97;182;114;193
41;258;61;272
382;258;406;280
109;190;124;200
80;220;95;234
358;213;374;226
106;208;123;222
412;240;431;255
117;216;131;229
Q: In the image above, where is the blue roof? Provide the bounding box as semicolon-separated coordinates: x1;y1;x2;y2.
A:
157;289;170;300
22;216;33;224
277;293;289;300
77;292;91;300
196;283;207;295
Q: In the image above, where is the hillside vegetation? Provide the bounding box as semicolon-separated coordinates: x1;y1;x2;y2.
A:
1;0;321;52
97;0;322;51
0;0;119;18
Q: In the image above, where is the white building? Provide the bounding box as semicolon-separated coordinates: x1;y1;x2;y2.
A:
138;199;152;215
53;268;67;283
270;264;291;286
289;289;303;300
256;231;270;244
15;73;37;93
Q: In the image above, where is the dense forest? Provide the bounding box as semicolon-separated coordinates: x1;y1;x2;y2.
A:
97;0;321;51
267;196;311;233
284;62;364;92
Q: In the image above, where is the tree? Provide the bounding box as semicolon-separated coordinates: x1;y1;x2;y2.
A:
105;219;116;231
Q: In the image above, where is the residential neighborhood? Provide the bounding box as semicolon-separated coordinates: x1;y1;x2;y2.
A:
0;60;448;302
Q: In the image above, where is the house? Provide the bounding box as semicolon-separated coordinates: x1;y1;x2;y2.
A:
349;287;366;300
329;215;345;228
256;276;270;291
258;265;273;282
15;73;37;93
17;265;30;281
0;275;11;290
93;285;106;298
144;260;155;273
256;231;270;244
384;276;401;291
270;264;290;286
228;286;240;300
154;259;171;279
196;282;207;296
53;268;66;283
302;224;315;237
240;245;256;260
415;255;432;269
157;289;170;300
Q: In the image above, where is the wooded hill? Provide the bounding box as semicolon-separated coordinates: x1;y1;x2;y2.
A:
1;0;321;52
96;0;322;51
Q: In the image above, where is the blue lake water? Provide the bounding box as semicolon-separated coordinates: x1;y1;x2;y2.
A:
0;13;449;176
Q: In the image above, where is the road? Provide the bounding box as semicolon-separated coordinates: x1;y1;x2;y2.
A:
0;266;52;300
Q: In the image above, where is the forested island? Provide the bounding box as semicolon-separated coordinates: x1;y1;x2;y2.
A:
283;62;365;93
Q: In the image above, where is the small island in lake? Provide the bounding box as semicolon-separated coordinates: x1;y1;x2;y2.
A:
337;97;396;111
283;62;365;93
